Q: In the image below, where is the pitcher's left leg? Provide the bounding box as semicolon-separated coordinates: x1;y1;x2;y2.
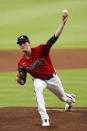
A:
33;78;50;126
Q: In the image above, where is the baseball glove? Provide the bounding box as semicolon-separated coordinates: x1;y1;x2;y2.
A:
17;65;27;83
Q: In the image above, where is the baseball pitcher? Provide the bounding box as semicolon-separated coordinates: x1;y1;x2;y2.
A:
16;12;75;127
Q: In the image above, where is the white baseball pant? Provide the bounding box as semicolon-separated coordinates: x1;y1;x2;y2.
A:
33;73;73;121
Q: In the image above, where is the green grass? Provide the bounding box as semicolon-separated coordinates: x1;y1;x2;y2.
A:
0;0;87;50
0;68;87;108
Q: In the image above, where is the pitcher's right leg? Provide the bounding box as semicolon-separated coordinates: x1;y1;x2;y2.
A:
46;74;75;111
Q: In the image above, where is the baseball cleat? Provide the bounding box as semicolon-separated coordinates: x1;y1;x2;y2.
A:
65;94;75;111
42;119;50;127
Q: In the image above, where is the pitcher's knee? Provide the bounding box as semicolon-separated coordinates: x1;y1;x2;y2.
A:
35;86;43;94
59;96;67;102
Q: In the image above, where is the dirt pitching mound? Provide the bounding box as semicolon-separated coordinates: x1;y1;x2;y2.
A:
0;107;87;131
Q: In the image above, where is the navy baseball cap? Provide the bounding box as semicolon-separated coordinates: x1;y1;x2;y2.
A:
17;35;30;44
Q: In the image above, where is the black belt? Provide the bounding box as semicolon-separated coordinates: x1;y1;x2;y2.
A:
44;72;56;80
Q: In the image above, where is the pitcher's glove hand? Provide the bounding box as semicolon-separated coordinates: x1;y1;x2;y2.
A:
17;65;27;83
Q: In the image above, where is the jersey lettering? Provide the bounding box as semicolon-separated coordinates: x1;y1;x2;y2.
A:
27;58;45;72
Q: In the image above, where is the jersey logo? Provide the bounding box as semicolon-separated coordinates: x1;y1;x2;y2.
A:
26;58;45;72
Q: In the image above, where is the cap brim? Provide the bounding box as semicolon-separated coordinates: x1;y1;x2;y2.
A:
17;40;29;44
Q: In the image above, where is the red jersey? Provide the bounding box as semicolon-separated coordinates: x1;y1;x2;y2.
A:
18;35;57;79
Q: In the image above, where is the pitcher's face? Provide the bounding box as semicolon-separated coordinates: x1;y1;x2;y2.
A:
19;42;31;53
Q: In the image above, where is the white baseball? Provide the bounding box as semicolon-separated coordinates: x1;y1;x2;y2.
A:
62;9;68;16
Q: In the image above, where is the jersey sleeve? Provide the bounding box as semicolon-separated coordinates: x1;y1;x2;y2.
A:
42;35;58;56
48;35;58;48
18;60;22;68
18;55;25;68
